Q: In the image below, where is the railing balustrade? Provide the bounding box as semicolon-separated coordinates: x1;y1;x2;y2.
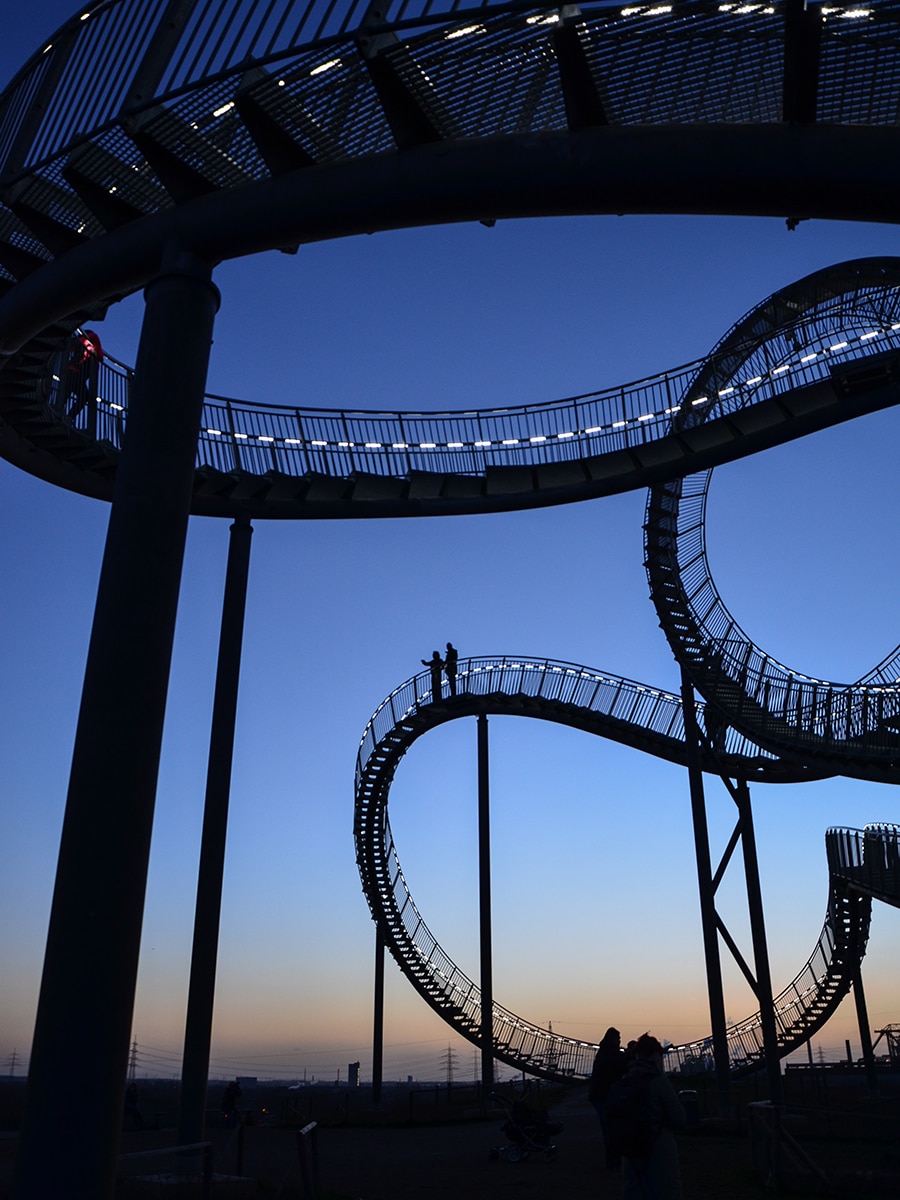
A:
41;299;900;491
826;825;900;902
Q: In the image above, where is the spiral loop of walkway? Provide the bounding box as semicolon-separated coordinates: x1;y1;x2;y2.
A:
644;261;900;783
353;657;900;1080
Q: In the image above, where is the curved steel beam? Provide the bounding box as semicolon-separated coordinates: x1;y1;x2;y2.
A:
3;125;900;354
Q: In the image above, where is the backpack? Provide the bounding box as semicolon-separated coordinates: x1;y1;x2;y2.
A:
603;1073;658;1161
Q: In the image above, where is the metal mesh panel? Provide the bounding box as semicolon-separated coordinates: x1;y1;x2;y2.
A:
6;2;900;184
819;11;900;126
20;2;171;171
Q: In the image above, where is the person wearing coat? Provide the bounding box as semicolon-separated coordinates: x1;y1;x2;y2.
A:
588;1026;627;1169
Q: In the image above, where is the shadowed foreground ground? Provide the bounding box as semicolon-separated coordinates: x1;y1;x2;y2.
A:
2;1086;899;1197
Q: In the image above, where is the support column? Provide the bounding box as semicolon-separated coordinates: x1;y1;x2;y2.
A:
372;923;385;1107
680;670;732;1117
178;513;254;1150
852;964;877;1094
735;780;783;1105
477;714;494;1103
14;248;219;1200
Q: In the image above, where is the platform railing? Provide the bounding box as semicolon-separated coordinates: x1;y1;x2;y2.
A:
378;816;598;1077
645;291;900;766
648;465;900;760
826;824;900;904
45;302;900;484
355;655;692;779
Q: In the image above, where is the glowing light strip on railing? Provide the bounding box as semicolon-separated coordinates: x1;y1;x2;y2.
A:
92;327;900;457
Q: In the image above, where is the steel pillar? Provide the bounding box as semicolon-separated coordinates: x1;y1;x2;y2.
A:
477;714;494;1102
852;962;878;1094
178;514;253;1150
13;247;219;1200
372;923;385;1106
735;780;782;1105
680;670;732;1117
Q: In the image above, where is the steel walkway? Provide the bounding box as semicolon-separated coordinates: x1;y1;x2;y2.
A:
353;657;898;1080
3;258;900;517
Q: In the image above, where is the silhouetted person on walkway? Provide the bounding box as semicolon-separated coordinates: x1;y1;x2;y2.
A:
421;650;444;700
445;642;459;696
606;1033;686;1200
589;1026;627;1169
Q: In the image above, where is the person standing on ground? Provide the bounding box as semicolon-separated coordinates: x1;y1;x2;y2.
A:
444;642;459;696
589;1026;627;1170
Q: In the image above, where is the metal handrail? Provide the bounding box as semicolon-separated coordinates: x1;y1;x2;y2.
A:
5;1;900;188
355;654;785;786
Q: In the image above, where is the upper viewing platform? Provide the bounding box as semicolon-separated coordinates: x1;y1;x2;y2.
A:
1;0;899;340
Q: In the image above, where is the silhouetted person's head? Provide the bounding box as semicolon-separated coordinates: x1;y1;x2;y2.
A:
635;1033;665;1063
600;1027;621;1048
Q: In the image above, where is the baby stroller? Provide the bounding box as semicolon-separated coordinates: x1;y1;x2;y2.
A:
489;1093;562;1162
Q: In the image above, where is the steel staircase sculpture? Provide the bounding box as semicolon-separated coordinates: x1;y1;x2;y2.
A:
354;657;886;1080
2;3;899;1092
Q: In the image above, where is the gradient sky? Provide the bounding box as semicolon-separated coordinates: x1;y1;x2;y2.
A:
1;4;898;1084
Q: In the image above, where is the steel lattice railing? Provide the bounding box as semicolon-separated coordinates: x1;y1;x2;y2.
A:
48;289;900;483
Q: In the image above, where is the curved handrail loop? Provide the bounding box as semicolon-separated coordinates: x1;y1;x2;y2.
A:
8;257;900;516
354;656;872;1082
646;259;900;783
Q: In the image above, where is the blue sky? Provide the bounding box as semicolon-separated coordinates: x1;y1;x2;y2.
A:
1;4;898;1083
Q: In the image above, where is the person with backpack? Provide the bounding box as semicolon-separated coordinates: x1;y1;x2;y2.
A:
603;1032;686;1198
